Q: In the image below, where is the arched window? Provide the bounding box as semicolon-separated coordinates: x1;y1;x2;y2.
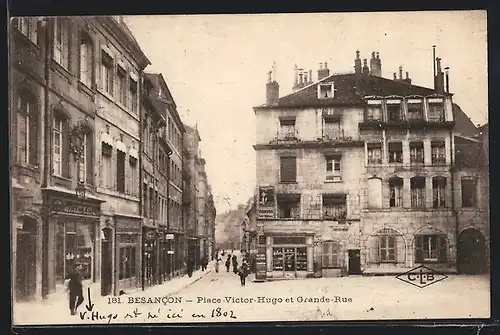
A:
15;93;38;166
367;227;405;264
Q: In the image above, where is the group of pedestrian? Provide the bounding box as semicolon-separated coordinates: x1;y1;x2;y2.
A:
215;251;249;287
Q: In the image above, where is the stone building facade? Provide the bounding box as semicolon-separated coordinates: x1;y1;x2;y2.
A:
253;50;489;279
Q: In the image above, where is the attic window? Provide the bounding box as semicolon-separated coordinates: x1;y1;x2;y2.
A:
318;83;335;99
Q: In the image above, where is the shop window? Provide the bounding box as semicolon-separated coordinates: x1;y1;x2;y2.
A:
129;77;138;114
388;142;403;163
461;177;477;208
277;194;300;219
428;102;445;122
432;177;447;208
322;241;341;268
116;150;126;193
389;177;403;207
431;140;446;165
279;117;297;140
16;94;38;166
119;246;136;280
16;17;38;45
325;156;341;181
79;31;93;88
53;18;70;70
116;66;127;106
410;141;424;164
367;142;382;165
366;105;382;121
410;176;426;208
323;119;342;139
101;50;114;95
280;156;296;183
386;103;401;123
415;234;447;262
322;194;347;220
407;101;424;120
258;235;266;245
100;142;113;188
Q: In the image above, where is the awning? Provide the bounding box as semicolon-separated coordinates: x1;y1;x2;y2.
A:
101;132;114;146
129;71;138;82
115;140;127;153
129;147;138;159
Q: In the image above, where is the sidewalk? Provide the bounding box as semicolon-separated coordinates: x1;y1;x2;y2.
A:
13;262;214;325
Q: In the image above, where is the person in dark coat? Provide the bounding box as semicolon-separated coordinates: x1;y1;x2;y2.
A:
201;256;208;271
238;261;249;286
66;266;84;315
186;258;194;277
232;255;238;274
225;255;231;272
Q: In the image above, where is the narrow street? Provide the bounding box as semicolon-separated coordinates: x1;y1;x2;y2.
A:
14;266;489;325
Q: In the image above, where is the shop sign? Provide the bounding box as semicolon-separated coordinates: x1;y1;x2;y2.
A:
165;234;175;240
145;231;156;240
255;245;267;281
167;250;174;254
51;198;100;217
258;186;275;219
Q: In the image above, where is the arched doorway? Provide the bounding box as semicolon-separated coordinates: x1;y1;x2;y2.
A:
16;216;37;301
458;228;487;274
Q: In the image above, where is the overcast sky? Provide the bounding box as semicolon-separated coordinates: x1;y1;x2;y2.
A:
124;10;488;214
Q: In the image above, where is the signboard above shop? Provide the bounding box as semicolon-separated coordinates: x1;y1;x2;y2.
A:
258;186;276;219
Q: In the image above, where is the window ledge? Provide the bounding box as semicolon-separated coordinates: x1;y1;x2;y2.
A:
52;174;71;182
51;60;73;82
77;80;96;99
324;180;343;183
96;186;139;202
13;30;41;55
279;181;298;184
97;88;115;103
14;162;40;172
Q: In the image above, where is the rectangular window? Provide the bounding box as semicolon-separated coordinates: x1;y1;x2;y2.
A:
53;18;70;69
379;236;396;262
101;143;112;188
277;195;300;219
101;51;113;95
461;178;477;208
325;157;341;181
149;188;154;219
117;66;127;106
53;118;63;176
433;177;447;208
61;223;94;282
409;141;424;164
415;235;447;262
79;32;93;87
366;106;382;121
367;143;382;165
280;156;296;183
17;112;29;164
78;133;87;183
388;142;403;163
410;177;426;208
324;120;342;139
143;183;148;218
322;241;341;268
389;178;403;207
116;150;125;193
279;118;297;140
431;141;446;165
428;103;445;122
129;78;138;114
128;156;138;196
407;102;424;120
17;17;38;44
322;194;347;220
119;246;136;280
387;104;401;122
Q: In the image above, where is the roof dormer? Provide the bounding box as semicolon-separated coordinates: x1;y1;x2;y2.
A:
317;82;336;99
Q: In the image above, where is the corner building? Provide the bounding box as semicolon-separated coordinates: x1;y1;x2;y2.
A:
254;50;469;279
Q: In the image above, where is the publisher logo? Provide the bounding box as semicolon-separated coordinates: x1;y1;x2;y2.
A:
396;265;448;288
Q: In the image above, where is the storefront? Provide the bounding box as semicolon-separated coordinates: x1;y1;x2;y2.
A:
142;227;157;288
115;214;141;295
46;193;103;294
266;235;314;279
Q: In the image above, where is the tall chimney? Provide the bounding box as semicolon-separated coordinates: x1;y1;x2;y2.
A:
393;72;397;80
444;67;450;93
362;58;369;75
309;70;312;83
354;50;362;75
432;45;436;77
266;67;279;105
405;71;411;84
398;66;403;80
370;51;382;77
434;57;445;93
293;64;299;91
318;61;330;81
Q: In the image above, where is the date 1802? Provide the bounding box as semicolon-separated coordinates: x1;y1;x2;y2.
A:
210;307;237;319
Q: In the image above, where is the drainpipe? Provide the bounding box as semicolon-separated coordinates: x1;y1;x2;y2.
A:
450;127;459;272
41;17;52;300
139;78;144;292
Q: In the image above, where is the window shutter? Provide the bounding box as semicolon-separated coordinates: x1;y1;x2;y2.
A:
280;156;296;182
388;236;396;261
29;112;38;166
86;134;93;185
62;120;70;178
438;235;447;262
369;237;379;263
414;235;423;263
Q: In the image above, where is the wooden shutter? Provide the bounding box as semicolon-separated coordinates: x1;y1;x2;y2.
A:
28;110;38;166
438;235;447;262
280;156;296;182
62;120;70;178
322;243;330;268
86;132;93;185
388;236;396;261
414;235;423;263
369;236;379;263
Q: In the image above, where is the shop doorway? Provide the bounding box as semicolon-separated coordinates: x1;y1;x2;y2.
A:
348;249;361;275
458;228;487;274
101;228;113;296
272;246;307;278
16;217;37;301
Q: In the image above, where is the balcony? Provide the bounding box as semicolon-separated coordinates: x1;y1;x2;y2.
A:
319;129;353;143
269;129;301;144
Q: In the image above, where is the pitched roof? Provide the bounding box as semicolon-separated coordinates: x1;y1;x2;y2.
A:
254;73;447;109
452;103;479;138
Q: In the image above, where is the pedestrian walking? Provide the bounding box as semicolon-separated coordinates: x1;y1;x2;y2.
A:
201;256;208;271
186;258;194;278
215;255;222;273
232;255;239;274
238;261;249;287
225;255;231;272
66;265;84;315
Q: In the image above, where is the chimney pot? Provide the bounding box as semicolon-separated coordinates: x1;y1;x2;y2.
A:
376;52;380;59
319;62;323;70
406;71;409;79
356;50;360;59
393;72;397;80
324;62;328;69
372;51;375;58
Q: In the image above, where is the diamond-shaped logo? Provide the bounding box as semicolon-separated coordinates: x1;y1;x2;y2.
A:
396;265;448;288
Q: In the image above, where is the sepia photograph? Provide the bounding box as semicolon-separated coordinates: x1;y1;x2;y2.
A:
9;11;489;325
